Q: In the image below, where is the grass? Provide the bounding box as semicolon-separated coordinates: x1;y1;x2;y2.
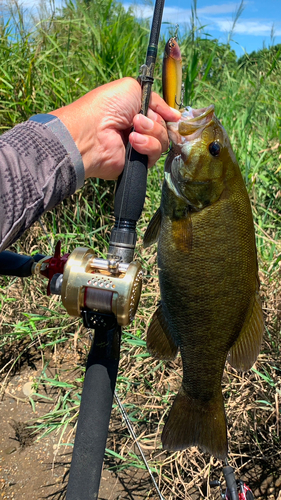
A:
0;0;281;498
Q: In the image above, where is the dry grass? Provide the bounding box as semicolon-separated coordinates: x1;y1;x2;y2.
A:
0;191;280;499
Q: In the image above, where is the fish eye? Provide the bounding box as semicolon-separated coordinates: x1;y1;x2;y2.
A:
209;141;221;157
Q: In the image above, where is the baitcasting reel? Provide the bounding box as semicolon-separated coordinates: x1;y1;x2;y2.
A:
32;243;143;327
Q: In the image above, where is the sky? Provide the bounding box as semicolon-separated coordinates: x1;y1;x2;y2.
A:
122;0;281;57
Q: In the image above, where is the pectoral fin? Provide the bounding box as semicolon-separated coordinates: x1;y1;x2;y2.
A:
228;288;264;371
143;207;161;248
147;303;178;360
172;212;193;253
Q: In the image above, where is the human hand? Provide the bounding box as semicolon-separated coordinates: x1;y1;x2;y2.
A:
49;77;181;180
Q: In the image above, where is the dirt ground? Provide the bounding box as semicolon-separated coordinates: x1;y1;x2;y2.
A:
0;363;158;500
1;359;281;500
0;267;280;500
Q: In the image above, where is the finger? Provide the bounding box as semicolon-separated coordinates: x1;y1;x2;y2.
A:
129;132;163;168
146;108;166;128
133;114;169;153
149;92;181;122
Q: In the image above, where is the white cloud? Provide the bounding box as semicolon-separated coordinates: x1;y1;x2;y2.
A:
123;2;241;22
123;1;281;37
197;3;242;15
209;18;281;36
123;3;153;18
123;2;242;18
123;3;190;23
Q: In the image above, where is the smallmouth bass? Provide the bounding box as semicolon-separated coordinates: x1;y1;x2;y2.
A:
144;105;264;459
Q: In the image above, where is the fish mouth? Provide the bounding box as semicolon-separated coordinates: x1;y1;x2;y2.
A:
165;105;216;204
179;105;214;137
168;104;215;144
180;104;215;122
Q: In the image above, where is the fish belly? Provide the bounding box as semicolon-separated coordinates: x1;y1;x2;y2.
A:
158;186;257;457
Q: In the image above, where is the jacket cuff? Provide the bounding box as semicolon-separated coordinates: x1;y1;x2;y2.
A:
29;114;85;190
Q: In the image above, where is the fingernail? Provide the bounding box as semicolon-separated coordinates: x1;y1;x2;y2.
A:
138;114;154;130
169;107;181;119
143;116;154;130
130;131;148;145
147;109;158;121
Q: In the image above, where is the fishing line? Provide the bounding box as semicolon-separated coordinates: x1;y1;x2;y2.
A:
39;216;54;252
115;73;146;236
115;136;134;235
114;0;165;238
111;1;166;495
114;390;166;500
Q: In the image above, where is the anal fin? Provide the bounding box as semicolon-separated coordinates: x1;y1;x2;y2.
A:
228;288;264;371
147;303;178;360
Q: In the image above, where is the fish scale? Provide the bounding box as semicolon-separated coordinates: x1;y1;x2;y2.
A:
144;105;264;459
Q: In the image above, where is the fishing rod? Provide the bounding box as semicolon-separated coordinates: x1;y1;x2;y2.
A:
0;0;165;497
65;3;165;496
210;460;255;500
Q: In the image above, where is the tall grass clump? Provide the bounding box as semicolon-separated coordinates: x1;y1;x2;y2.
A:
0;0;149;129
176;2;281;273
0;0;280;498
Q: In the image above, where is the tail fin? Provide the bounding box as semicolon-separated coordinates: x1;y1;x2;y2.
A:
161;386;228;459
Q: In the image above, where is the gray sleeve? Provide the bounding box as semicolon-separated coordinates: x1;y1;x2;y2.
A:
0;120;84;251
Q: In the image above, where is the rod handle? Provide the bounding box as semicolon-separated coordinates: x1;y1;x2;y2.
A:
114;142;148;222
223;466;239;500
0;251;45;277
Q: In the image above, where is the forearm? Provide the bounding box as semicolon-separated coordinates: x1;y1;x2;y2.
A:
0;79;180;252
0;120;82;251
